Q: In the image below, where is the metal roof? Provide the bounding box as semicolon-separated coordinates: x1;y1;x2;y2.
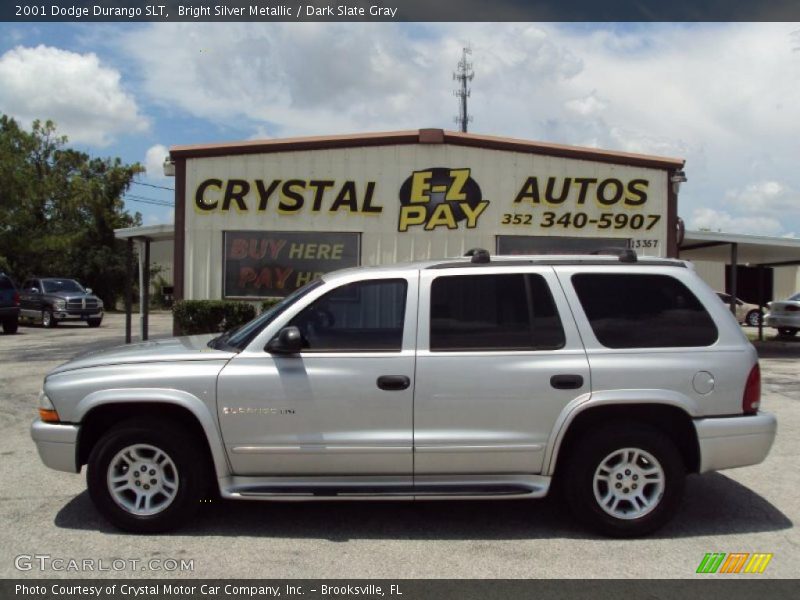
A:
680;230;800;266
168;128;685;171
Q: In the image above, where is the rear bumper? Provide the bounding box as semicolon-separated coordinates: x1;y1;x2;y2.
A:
0;306;19;319
30;419;80;473
764;313;800;329
694;412;776;473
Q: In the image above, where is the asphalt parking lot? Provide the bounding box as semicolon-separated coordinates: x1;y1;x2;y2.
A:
0;314;797;579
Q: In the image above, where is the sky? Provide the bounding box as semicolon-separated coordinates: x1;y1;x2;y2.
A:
0;22;798;237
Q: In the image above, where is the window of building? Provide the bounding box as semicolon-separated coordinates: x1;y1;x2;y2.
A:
289;279;407;352
430;274;565;351
571;273;718;348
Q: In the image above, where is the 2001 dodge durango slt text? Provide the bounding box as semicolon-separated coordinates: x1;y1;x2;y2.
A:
31;250;777;537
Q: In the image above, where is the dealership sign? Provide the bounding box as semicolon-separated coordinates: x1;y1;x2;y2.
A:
223;231;359;298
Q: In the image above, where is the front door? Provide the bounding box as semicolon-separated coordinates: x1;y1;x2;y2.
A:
217;276;417;478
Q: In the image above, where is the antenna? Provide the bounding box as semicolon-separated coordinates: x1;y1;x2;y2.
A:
453;45;474;133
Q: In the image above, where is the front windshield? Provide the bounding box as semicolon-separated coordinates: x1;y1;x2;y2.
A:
788;293;800;302
214;279;324;351
42;279;85;293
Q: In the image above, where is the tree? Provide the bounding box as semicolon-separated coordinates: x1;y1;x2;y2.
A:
0;115;143;307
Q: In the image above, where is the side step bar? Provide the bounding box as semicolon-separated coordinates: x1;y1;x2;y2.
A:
220;475;550;501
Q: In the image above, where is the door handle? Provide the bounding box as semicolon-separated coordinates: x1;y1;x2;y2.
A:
377;375;411;391
550;374;584;390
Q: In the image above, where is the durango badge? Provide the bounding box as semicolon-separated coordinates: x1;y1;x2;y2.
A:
398;167;489;232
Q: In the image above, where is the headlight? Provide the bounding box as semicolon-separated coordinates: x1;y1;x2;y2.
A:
97;299;104;309
38;390;60;423
54;300;65;310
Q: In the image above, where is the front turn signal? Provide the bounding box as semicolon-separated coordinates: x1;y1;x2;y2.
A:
38;408;60;423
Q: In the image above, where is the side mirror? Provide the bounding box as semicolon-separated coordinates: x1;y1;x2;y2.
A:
86;287;93;294
266;326;303;354
31;287;40;294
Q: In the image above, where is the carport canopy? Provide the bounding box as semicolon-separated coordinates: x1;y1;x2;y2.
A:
679;230;800;339
114;224;175;343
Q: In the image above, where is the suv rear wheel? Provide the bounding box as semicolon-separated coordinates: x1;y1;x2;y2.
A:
563;423;685;537
87;419;205;533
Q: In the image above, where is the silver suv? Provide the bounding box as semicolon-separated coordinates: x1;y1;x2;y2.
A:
31;250;777;537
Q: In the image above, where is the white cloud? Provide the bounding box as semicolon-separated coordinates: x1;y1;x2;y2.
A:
0;44;148;146
144;144;169;179
725;181;800;215
689;207;784;236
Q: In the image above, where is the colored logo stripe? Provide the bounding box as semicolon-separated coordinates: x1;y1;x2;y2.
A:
744;553;773;574
696;553;773;574
697;553;726;573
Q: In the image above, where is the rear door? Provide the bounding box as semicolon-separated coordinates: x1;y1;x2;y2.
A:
413;267;590;475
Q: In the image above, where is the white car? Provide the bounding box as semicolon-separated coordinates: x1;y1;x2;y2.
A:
765;292;800;337
715;292;763;327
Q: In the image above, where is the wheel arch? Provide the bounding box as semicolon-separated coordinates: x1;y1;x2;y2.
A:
76;391;230;480
546;398;700;477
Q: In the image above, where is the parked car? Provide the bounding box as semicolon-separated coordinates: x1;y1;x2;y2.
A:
31;250;776;537
715;292;763;326
0;272;20;334
19;277;103;328
764;292;800;337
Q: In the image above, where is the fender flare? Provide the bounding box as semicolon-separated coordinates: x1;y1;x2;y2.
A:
76;388;231;479
543;389;700;476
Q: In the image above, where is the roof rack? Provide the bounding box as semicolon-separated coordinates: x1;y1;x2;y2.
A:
463;247;639;264
464;248;491;263
588;247;638;263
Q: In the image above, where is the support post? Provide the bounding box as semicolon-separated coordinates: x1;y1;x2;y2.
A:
729;243;738;317
125;238;133;344
757;266;765;342
143;238;150;341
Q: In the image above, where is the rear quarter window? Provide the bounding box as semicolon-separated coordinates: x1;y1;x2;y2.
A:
571;273;718;348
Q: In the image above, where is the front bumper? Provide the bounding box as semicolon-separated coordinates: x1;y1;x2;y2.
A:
30;419;80;473
52;310;102;321
764;313;800;329
694;411;776;473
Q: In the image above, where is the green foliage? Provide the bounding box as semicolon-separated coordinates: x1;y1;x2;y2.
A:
0;115;143;307
260;298;281;313
172;300;256;335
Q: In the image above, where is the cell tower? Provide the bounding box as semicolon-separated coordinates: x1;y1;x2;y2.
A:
453;46;474;133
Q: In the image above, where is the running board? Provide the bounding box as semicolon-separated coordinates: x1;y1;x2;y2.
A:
220;475;550;501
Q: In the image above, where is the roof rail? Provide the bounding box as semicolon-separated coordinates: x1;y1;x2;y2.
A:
464;248;491;263
589;247;638;263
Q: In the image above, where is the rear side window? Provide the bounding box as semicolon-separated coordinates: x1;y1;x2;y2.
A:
430;274;565;351
571;273;718;348
0;276;13;290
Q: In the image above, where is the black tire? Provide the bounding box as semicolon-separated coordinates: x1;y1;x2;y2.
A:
2;317;18;334
87;318;102;328
562;423;685;537
778;327;798;337
87;419;206;533
745;310;762;327
42;310;57;328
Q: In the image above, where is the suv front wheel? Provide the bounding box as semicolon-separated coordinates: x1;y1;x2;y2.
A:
563;423;685;537
87;419;205;533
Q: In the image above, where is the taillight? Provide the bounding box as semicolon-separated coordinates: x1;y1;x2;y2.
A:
13;291;19;306
742;364;761;415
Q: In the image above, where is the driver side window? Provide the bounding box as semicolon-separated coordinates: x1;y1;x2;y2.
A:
289;279;407;352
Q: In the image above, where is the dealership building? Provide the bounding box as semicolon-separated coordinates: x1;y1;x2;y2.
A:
115;128;800;338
